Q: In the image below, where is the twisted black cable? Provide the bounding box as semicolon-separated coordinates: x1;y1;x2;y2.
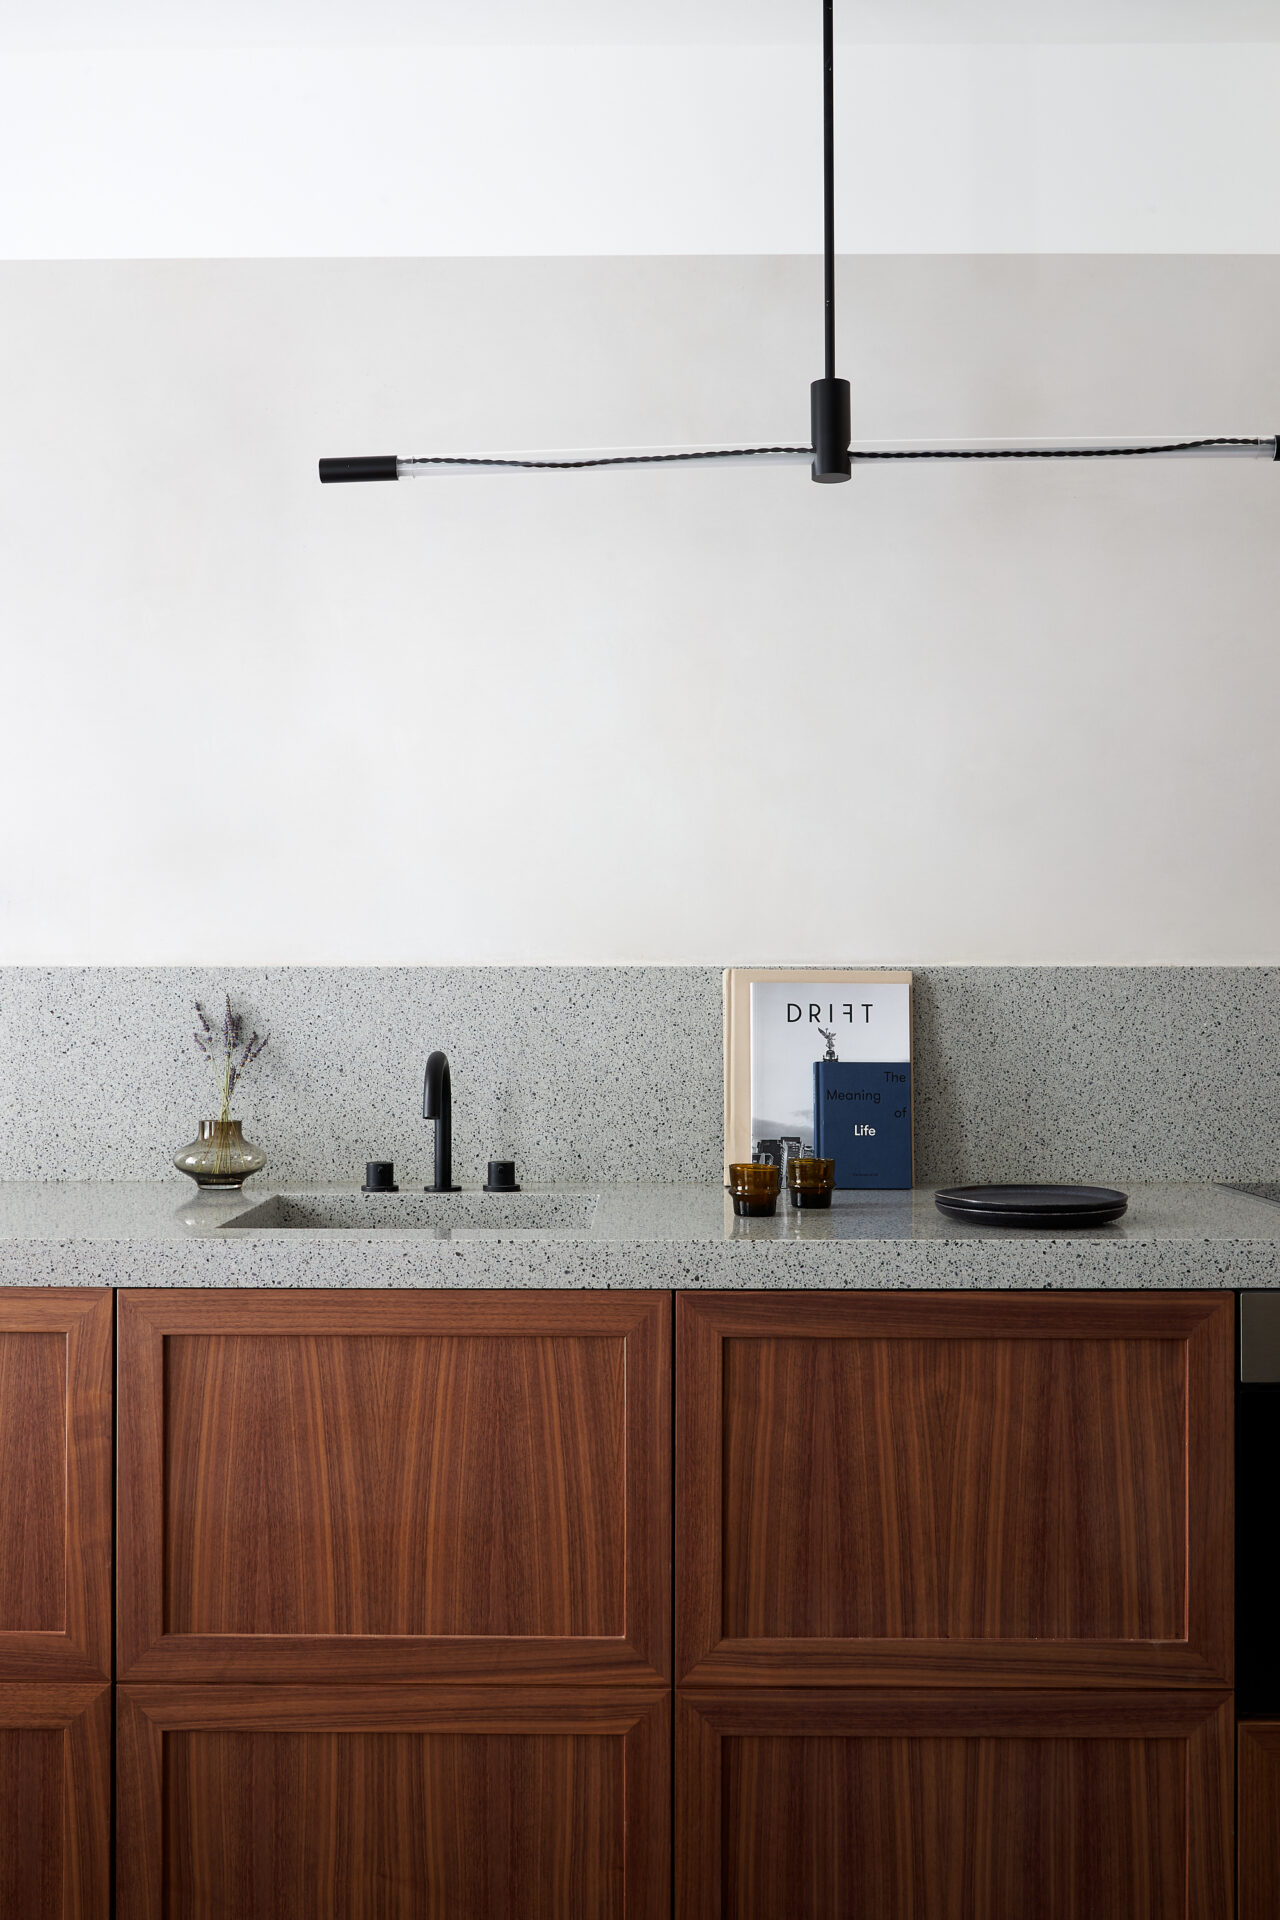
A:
400;437;1268;471
849;437;1267;461
400;447;810;469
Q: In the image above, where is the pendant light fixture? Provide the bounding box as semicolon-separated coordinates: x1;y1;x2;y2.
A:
319;0;1277;487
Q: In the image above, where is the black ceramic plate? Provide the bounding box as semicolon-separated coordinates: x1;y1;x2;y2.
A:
934;1184;1128;1228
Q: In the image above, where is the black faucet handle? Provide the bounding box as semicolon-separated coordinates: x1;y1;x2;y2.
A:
362;1160;398;1194
484;1159;521;1193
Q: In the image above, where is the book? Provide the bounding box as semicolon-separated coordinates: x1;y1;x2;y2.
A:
722;968;913;1179
814;1061;914;1188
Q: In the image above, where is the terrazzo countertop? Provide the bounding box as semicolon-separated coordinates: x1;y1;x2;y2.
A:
0;1180;1277;1289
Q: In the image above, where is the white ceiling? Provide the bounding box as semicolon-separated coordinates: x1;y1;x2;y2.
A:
0;0;1277;45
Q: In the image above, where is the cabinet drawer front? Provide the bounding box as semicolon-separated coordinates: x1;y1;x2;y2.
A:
118;1685;668;1920
678;1689;1232;1920
678;1292;1232;1687
0;1684;110;1919
0;1292;111;1682
118;1291;669;1683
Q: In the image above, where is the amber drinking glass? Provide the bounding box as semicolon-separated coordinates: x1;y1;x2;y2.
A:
728;1161;781;1218
787;1156;835;1209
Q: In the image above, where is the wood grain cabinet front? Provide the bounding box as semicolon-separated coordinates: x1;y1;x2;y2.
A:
1239;1723;1280;1920
677;1689;1233;1920
677;1291;1234;1689
117;1685;669;1920
117;1290;670;1684
0;1291;111;1683
0;1684;109;1919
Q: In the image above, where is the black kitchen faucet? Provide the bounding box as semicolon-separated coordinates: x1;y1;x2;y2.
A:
423;1050;461;1192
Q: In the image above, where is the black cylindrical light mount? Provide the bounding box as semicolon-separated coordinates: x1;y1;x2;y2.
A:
319;455;400;484
811;378;851;483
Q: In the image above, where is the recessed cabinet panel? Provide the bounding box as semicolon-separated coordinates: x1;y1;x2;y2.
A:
118;1291;670;1682
164;1332;625;1638
0;1335;65;1632
118;1686;669;1920
1239;1723;1280;1920
678;1293;1233;1687
0;1685;110;1919
677;1690;1232;1920
722;1330;1186;1643
0;1292;111;1682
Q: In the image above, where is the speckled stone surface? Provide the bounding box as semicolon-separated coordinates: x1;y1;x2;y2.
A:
0;967;722;1185
0;1179;1277;1290
912;967;1280;1184
2;966;1280;1187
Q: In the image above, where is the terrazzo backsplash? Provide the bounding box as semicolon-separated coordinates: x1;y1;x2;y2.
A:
1;966;1278;1187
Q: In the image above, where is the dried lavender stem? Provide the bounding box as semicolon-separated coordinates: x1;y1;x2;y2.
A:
191;996;268;1121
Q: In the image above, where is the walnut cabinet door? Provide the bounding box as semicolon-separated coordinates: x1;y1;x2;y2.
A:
0;1290;112;1683
117;1290;671;1685
677;1689;1233;1920
1239;1723;1280;1920
677;1291;1234;1689
118;1685;669;1920
0;1685;109;1920
0;1292;111;1915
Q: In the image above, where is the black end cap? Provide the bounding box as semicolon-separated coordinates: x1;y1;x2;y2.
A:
319;455;399;484
810;378;851;483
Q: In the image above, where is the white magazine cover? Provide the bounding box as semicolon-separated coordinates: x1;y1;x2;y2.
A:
749;979;911;1145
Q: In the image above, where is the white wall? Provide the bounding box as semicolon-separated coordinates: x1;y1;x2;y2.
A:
3;22;1278;966
3;44;1280;257
2;254;1277;965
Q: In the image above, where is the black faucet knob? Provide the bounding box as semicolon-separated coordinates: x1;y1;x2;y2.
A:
363;1160;398;1193
484;1159;520;1192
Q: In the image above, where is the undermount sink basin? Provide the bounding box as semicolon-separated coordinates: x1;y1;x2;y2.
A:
221;1191;599;1235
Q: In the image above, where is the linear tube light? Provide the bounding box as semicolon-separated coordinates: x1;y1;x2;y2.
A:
319;2;1277;491
320;438;1280;483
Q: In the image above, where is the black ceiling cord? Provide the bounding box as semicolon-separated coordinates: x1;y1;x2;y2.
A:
810;0;851;482
318;0;1277;485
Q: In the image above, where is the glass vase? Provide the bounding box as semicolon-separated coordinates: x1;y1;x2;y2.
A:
173;1118;266;1190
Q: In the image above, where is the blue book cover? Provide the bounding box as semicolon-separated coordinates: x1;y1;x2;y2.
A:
813;1061;913;1189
